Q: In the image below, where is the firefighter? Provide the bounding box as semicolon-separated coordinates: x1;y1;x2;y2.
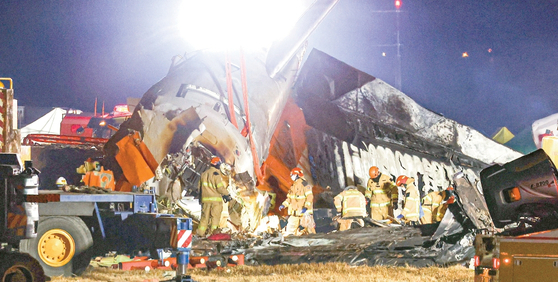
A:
420;187;456;224
421;189;437;224
396;175;420;224
365;166;397;223
197;156;232;236
279;167;315;236
334;185;367;231
434;187;456;222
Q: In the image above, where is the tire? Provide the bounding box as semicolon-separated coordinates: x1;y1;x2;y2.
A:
22;216;93;277
0;252;46;282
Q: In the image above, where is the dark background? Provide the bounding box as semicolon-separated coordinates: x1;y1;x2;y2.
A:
1;0;557;136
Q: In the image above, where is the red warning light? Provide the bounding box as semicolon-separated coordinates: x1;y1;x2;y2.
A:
395;0;402;9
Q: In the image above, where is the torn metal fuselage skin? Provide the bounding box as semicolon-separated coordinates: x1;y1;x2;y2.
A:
104;1;341;232
105;49;300;231
206;50;514;267
103;1;516;266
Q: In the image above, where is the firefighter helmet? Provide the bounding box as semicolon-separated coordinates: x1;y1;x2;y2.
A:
290;167;304;178
369;166;380;178
56;177;67;187
396;175;408;186
210;156;221;166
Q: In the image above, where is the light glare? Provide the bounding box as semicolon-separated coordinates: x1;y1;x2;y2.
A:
178;0;305;50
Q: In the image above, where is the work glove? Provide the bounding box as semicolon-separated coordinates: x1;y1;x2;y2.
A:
222;194;232;203
278;205;285;211
301;207;307;214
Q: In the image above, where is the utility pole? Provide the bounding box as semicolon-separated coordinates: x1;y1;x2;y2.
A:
395;0;402;91
370;1;403;90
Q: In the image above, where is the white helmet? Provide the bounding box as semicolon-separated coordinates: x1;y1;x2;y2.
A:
56;177;67;187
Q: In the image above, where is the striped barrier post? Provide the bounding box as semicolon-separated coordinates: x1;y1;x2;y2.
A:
173;218;193;282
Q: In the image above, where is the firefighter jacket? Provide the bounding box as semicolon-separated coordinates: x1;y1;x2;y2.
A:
282;178;313;216
199;166;229;203
401;181;420;221
366;173;396;209
433;191;448;222
421;191;435;224
334;187;367;218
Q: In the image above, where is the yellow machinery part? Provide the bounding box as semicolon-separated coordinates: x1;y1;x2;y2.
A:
37;228;76;267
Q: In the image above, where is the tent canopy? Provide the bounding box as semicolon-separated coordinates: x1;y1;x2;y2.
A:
492;127;515;144
20;107;67;140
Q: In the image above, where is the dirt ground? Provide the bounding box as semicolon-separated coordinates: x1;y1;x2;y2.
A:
50;263;474;282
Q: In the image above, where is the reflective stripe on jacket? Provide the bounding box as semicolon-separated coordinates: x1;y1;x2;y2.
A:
432;191;447;222
281;178;313;216
401;182;420;221
199;166;228;202
334;188;366;218
366;173;395;207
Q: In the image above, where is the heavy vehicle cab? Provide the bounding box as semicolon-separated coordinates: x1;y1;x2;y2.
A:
0;155;45;281
474;148;558;282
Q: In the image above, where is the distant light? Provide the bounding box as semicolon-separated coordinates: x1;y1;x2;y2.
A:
382;52;386;57
488;48;492;53
462;52;469;58
178;0;305;50
395;0;402;9
113;104;129;113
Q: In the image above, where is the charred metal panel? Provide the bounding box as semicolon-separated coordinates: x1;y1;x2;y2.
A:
196;221;476;267
305;128;484;202
453;174;493;230
294;49;522;167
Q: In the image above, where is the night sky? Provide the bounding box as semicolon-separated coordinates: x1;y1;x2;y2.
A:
1;0;557;137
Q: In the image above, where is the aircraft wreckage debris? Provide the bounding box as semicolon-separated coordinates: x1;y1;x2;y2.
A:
193;221;475;268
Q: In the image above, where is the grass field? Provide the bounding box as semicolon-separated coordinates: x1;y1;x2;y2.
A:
51;263;474;282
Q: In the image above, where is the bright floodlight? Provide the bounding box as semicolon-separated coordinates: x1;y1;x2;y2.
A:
178;0;305;50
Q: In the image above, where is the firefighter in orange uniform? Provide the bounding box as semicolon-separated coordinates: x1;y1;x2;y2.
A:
365;166;397;223
396;175;420;225
279;168;315;236
334;186;367;231
197;156;232;236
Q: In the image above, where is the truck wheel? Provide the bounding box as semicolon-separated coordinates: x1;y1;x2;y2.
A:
24;216;93;277
0;252;46;282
